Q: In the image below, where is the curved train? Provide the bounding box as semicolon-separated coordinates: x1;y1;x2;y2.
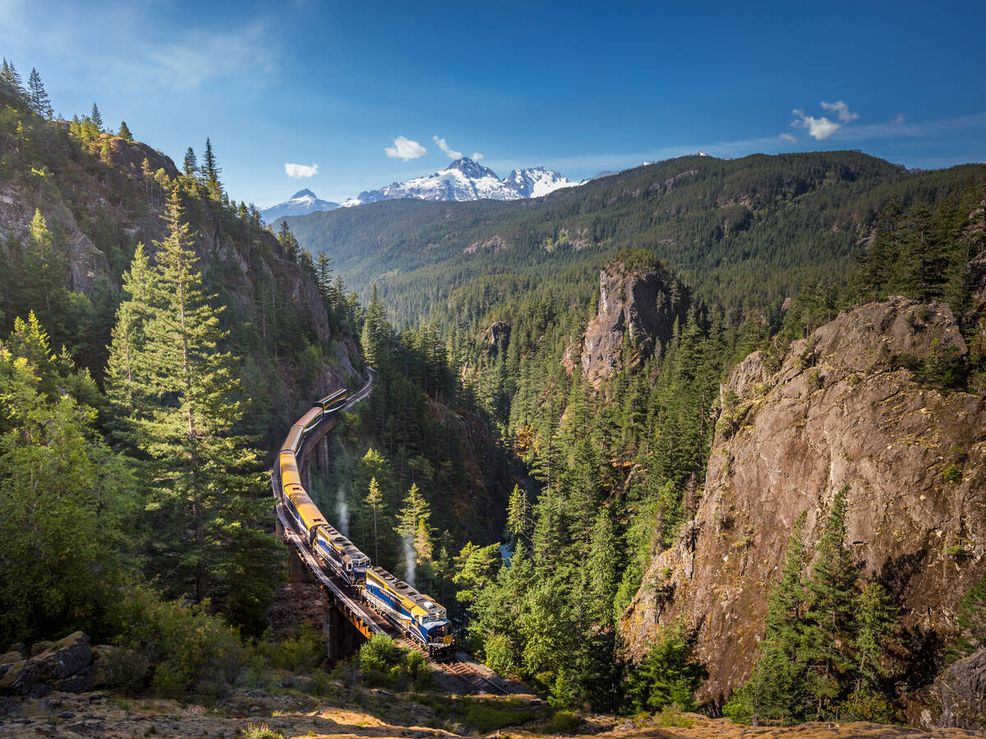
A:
276;387;454;656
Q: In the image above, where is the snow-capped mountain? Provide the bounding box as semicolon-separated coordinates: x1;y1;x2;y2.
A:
260;189;339;222
341;158;581;207
501;166;581;198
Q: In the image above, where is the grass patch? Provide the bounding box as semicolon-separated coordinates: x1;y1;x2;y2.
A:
410;693;549;733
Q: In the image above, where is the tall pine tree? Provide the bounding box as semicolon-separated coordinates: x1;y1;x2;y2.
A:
109;185;281;633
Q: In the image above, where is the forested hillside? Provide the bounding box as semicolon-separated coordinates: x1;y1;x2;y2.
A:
285;142;986;722
0;61;367;685
285;151;979;327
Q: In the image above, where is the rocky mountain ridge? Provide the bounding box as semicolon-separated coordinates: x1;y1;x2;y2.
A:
338;157;580;207
620;297;986;722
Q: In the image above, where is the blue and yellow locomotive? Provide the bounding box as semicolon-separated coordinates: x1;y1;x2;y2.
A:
363;567;454;656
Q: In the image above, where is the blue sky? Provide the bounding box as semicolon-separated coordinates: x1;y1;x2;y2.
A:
2;0;984;207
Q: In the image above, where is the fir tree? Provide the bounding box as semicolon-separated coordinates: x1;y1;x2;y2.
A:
395;482;432;564
26;67;52;118
0;58;24;96
366;476;384;561
116;185;280;632
105;243;155;432
183;147;198;177
202;137;221;189
802;486;859;718
505;483;531;542
277;221;301;263
90;102;103;131
118;120;133;141
586;504;621;625
316;252;335;310
25;209;66;332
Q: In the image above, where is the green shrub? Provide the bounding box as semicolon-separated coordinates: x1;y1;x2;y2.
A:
549;709;582;734
356;634;431;690
838;689;894;723
655;705;695;727
239;724;284;739
260;624;325;671
722;686;753;723
942;463;962;484
623;625;705;713
113;587;248;698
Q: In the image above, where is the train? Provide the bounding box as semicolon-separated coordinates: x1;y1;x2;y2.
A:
276;386;454;656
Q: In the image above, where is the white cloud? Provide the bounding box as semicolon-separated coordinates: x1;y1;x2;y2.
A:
891;113;906;125
792;109;841;140
143;21;276;91
779;132;797;143
820;100;859;123
432;135;463;159
471;151;484;161
284;162;319;178
385;135;427;160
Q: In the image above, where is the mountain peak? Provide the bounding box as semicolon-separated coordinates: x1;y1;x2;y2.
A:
260;190;339;222
446;157;493;178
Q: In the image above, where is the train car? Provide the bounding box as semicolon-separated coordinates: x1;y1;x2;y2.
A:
317;388;348;414
279;451;302;490
362;567;454;655
298;406;323;435
282;485;326;537
313;523;370;587
281;424;305;455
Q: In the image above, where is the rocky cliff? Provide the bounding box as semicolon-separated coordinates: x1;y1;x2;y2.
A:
621;297;986;707
579;257;689;388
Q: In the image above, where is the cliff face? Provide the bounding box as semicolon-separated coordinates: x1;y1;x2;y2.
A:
580;259;688;388
621;297;986;703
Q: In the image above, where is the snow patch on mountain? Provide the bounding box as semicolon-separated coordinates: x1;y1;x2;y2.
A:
260;189;339;222
342;158;581;207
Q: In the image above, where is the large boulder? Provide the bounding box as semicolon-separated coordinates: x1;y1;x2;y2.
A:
0;631;93;697
928;648;986;730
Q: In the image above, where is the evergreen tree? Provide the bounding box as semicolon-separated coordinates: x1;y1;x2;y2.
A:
202;137;221;194
731;513;810;722
366;476;384;561
105;243;155;432
802;486;859;718
118;120;133;141
90;102;103;131
624;625;704;713
26;67;52;118
395;482;432;565
115;185;281;633
586;504;621;625
277;220;301;263
183;147;198;177
316;252;335;310
853;582;897;695
25;208;67;334
0;58;24;96
505;483;531;542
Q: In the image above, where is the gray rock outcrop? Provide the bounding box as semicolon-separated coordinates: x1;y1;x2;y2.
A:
621;298;986;707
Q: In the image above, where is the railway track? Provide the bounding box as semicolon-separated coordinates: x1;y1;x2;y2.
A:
435;658;520;696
